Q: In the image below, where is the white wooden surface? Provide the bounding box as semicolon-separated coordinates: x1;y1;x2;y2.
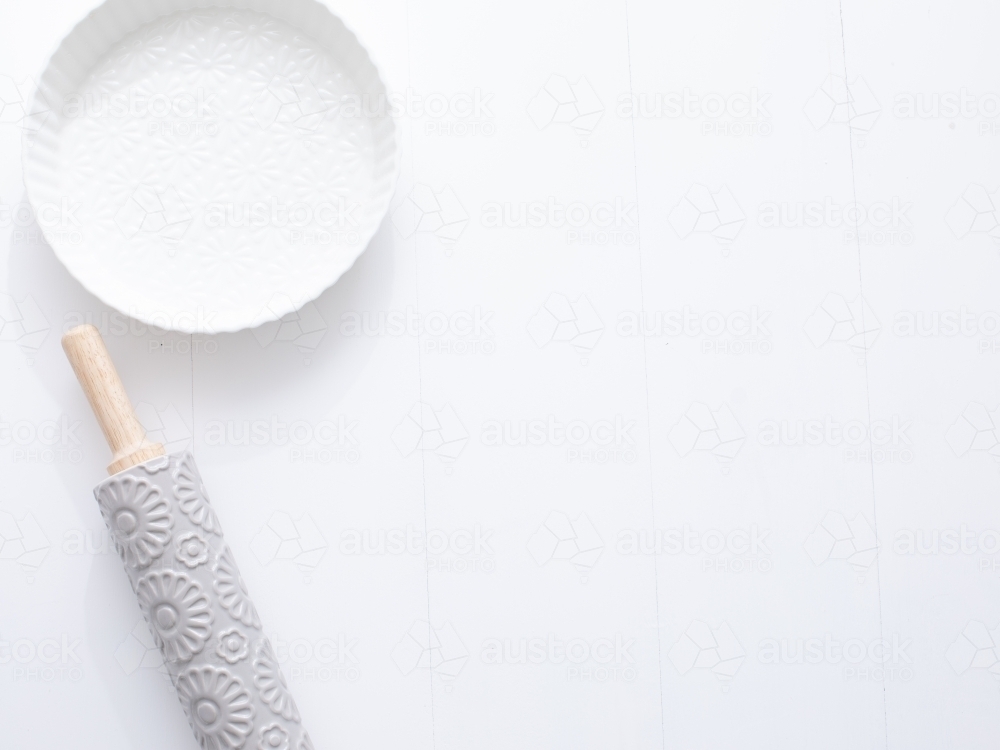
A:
1;0;999;747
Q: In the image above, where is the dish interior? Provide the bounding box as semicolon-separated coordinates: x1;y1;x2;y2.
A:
33;5;389;332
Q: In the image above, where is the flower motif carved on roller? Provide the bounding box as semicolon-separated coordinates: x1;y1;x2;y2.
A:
214;545;262;628
176;531;211;568
97;475;173;569
174;453;222;534
216;627;250;665
253;639;301;722
258;723;290;750
176;665;255;750
140;455;171;474
136;570;214;663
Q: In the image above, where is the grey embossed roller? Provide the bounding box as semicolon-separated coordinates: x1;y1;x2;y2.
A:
63;324;313;750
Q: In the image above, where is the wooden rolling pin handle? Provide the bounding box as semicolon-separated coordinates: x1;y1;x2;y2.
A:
61;324;165;475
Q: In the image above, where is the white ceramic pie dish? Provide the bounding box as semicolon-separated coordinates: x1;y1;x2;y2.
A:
25;0;400;333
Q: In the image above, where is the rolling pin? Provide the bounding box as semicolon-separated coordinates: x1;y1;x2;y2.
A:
62;324;313;750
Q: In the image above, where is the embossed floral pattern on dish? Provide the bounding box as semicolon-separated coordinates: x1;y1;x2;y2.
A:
27;5;398;333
